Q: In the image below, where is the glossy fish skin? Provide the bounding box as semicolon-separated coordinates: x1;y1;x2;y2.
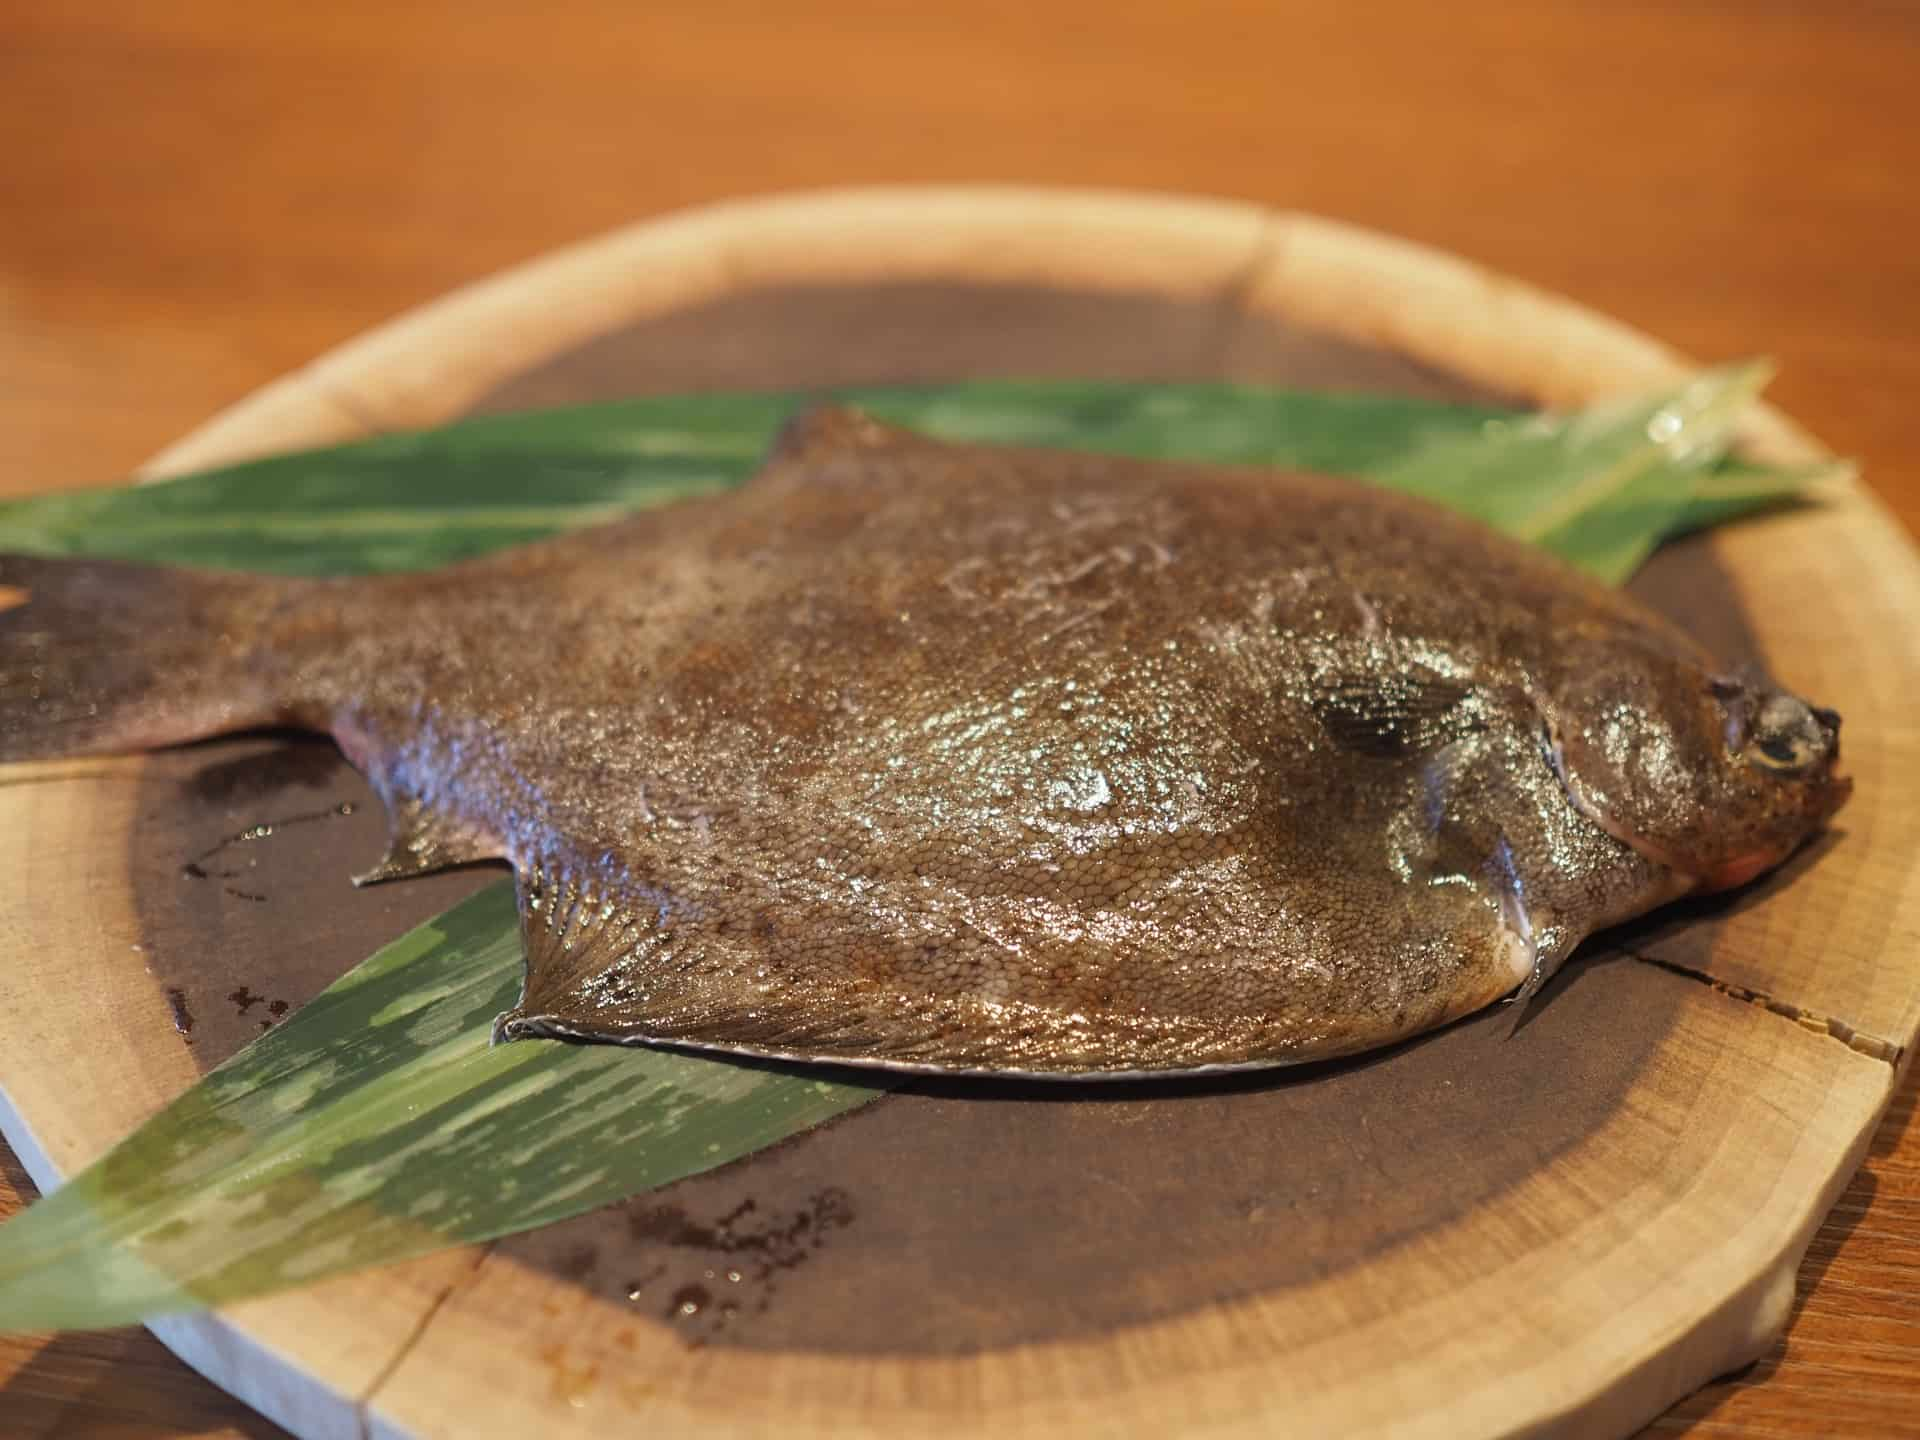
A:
0;409;1850;1076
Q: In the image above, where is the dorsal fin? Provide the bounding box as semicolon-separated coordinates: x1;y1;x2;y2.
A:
763;404;931;468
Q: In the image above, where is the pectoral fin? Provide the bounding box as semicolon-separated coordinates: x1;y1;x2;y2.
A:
1312;669;1480;759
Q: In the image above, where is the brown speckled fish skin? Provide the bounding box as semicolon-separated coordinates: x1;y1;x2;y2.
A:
0;409;1849;1075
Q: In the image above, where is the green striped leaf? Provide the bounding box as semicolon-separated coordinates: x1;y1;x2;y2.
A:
0;374;1824;580
0;886;879;1331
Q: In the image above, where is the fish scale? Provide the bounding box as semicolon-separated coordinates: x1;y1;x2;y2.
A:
0;407;1849;1075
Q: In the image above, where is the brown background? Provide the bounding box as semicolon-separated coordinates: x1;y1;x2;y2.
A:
0;3;1915;1436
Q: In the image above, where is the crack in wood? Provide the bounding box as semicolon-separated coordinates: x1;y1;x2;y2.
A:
303;369;393;440
1205;208;1285;371
353;1243;497;1440
1628;950;1904;1066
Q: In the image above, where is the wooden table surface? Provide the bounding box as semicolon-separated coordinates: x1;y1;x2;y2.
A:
1;4;1916;1436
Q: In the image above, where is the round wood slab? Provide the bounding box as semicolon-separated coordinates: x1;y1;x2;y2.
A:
2;188;1916;1440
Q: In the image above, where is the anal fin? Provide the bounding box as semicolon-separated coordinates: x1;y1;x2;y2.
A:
354;793;500;886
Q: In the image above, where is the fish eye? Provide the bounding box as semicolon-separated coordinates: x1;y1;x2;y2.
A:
1754;733;1808;768
1745;694;1828;773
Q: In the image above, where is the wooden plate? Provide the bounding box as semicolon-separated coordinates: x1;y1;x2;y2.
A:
2;188;1915;1440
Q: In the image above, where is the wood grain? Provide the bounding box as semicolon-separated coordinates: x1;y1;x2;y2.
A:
0;4;1916;1437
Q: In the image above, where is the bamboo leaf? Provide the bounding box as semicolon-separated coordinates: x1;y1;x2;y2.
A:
0;378;1806;578
1371;361;1779;583
0;373;1832;1332
1664;456;1853;540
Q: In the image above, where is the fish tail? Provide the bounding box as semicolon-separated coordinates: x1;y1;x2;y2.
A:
0;553;305;762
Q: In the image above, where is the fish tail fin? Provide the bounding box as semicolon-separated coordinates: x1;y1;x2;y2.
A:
0;553;300;762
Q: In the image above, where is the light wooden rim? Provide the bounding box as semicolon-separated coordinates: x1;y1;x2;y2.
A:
7;185;1912;1440
141;185;1834;477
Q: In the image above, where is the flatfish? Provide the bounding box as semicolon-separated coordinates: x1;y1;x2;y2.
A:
0;409;1849;1075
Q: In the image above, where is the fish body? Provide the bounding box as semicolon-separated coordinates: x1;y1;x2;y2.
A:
0;409;1850;1075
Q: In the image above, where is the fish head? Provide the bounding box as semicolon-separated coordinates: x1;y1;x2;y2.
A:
1546;650;1851;894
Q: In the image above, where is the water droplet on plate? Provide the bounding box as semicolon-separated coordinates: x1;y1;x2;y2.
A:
667;1283;711;1319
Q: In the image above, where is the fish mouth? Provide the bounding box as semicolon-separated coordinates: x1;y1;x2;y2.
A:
1685;765;1852;894
1697;847;1792;893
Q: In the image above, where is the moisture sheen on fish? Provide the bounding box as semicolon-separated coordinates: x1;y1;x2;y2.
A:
0;409;1851;1076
